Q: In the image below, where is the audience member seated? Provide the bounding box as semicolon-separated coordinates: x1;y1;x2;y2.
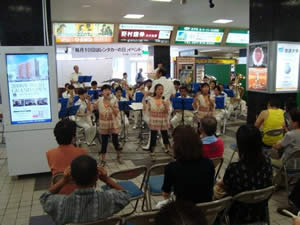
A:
46;119;87;195
155;200;207;225
284;97;298;131
271;109;300;168
218;125;273;224
200;116;224;159
255;97;284;147
162;125;215;204
40;155;130;225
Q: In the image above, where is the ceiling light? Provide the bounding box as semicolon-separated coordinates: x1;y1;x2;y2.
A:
151;0;172;2
199;49;221;53
81;4;91;8
123;14;144;19
213;19;233;24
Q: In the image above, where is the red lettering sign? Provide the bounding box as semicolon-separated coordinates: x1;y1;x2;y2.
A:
119;30;160;40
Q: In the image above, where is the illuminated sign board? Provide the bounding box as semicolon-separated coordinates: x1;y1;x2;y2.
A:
226;29;249;46
119;24;173;43
175;26;224;45
53;23;114;43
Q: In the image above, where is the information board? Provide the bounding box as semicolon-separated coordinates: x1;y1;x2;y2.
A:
248;44;269;91
276;43;300;92
6;54;52;124
226;29;249;46
119;24;173;43
175;26;224;45
53;23;114;43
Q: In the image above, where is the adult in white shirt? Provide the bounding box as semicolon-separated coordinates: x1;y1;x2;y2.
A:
70;65;83;88
154;63;163;74
149;68;175;100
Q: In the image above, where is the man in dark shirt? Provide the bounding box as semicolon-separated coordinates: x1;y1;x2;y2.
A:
40;155;130;225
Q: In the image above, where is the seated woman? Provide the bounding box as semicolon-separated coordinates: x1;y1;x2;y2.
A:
220;125;273;224
272;109;300;168
46;119;87;194
255;97;284;147
162;125;215;204
75;88;97;145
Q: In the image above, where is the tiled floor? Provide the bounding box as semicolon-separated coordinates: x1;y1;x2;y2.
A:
0;119;293;225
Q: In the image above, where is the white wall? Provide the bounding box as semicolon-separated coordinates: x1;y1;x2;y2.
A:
56;58;113;87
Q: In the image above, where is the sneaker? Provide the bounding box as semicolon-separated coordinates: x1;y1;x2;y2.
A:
142;145;150;151
277;206;299;217
100;160;106;167
115;146;123;151
132;125;137;129
117;156;124;164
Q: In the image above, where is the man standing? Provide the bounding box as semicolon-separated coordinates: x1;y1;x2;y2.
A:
122;72;128;82
135;68;144;85
70;65;83;88
154;63;163;74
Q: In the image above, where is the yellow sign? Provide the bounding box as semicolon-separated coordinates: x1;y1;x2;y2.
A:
195;59;236;64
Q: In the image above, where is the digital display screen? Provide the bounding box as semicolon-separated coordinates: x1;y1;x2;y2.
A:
276;43;300;92
119;24;173;43
6;54;52;125
226;29;249;46
175;26;224;45
248;44;268;91
53;23;114;43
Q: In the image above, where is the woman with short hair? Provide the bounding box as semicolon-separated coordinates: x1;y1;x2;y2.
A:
162;125;215;204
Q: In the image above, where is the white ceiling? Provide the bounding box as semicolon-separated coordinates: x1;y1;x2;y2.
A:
51;0;249;28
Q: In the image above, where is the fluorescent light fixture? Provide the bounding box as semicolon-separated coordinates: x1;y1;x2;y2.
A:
213;19;233;24
151;0;172;2
82;4;91;8
124;14;144;19
199;49;221;53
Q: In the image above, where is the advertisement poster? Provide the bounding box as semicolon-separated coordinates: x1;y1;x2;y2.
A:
53;23;114;43
175;26;224;45
226;29;249;46
276;43;300;92
119;24;173;43
248;44;268;91
6;54;52;124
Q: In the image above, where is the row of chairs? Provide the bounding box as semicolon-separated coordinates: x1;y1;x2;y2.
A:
68;186;275;225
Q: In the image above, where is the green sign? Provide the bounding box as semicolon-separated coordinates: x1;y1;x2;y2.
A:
175;26;224;45
226;29;249;46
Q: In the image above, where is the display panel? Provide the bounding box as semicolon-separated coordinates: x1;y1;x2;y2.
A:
175;26;224;45
226;29;249;46
53;23;114;43
275;43;300;92
248;44;268;91
119;24;173;43
6;54;52;124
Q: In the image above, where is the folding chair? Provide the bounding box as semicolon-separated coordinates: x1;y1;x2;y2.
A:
196;196;232;225
283;148;300;203
142;163;168;212
228;144;238;164
68;216;122;225
232;186;275;225
102;166;147;216
211;157;224;180
124;212;157;225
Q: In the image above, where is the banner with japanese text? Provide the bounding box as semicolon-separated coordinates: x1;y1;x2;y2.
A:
71;44;143;58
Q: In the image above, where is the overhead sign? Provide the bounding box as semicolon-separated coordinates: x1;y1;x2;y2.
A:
119;24;173;43
53;23;114;43
226;29;249;46
276;43;300;92
71;44;143;58
175;26;224;45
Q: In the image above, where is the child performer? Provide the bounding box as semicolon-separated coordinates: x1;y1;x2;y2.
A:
96;85;123;166
193;83;215;125
147;84;171;160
